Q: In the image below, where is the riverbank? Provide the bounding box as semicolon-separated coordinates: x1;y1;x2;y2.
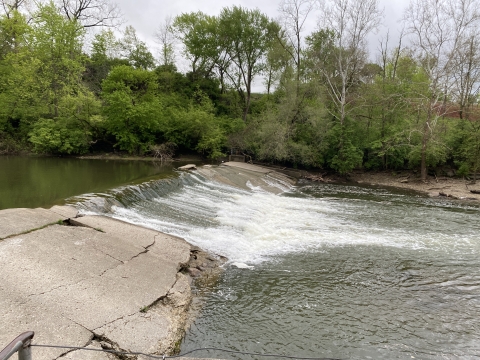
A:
0;206;224;359
345;171;480;201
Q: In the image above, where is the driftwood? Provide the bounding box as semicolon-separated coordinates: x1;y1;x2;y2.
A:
150;142;176;162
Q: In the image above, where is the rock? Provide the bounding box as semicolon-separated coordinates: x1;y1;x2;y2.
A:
187;267;202;277
178;164;197;171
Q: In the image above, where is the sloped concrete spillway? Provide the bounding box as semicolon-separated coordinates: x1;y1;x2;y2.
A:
0;205;223;360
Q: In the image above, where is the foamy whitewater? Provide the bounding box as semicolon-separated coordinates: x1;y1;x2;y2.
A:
72;171;480;265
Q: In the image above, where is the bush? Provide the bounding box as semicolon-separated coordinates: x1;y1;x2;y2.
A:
28;118;91;154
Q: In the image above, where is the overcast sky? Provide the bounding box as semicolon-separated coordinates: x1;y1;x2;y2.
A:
115;0;407;56
112;0;408;89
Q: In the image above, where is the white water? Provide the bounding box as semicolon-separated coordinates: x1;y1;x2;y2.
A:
74;171;480;265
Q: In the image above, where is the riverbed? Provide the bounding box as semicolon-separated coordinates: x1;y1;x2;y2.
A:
70;167;480;359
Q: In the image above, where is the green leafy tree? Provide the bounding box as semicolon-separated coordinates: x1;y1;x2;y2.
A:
119;25;156;70
102;65;162;154
219;6;278;122
29;1;86;118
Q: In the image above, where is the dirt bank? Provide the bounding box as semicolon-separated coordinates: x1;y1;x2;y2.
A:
343;171;480;201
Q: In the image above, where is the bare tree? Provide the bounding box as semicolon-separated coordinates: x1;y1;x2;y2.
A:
278;0;316;97
451;34;480;120
318;0;383;126
57;0;122;28
0;0;35;18
1;0;26;16
154;15;176;67
403;0;480;180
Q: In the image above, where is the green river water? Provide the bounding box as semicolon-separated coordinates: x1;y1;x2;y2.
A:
0;156;183;210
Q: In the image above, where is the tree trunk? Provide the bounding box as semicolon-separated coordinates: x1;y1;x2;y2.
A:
420;121;429;181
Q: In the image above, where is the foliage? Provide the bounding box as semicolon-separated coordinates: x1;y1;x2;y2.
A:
102;65;161;154
29;118;90;154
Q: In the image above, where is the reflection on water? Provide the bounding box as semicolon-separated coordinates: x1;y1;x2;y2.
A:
0;156;185;210
72;170;480;359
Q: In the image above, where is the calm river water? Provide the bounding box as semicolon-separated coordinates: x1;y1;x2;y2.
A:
71;169;480;360
0;156;184;210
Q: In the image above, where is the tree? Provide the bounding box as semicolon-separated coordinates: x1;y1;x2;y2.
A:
102;65;162;154
278;0;315;98
263;33;292;95
403;0;480;180
0;0;32;17
29;1;86;118
57;0;122;28
172;12;220;77
119;25;155;70
0;7;29;58
451;35;480;120
312;0;383;173
83;28;127;94
219;6;278;122
318;0;383;128
155;15;175;67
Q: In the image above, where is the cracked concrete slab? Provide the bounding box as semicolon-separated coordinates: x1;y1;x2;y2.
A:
0;208;65;240
0;210;199;360
71;216;159;249
0;225;122;297
95;273;192;355
33;252;179;330
72;215;191;266
95;311;170;355
0;297;92;360
49;205;79;219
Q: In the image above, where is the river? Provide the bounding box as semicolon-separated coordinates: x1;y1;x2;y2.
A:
70;168;480;360
0;156;185;210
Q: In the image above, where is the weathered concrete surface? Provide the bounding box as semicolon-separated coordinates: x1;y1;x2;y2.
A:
0;208;65;240
222;161;272;173
197;162;296;194
49;205;78;219
0;209;215;359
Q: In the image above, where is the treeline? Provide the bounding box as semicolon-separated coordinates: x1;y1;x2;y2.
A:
1;0;480;180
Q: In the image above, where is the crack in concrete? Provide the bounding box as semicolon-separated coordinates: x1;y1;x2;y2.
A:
128;237;156;261
27;277;89;298
98;237;156;278
92;311;137;331
0;221;63;241
54;333;94;360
